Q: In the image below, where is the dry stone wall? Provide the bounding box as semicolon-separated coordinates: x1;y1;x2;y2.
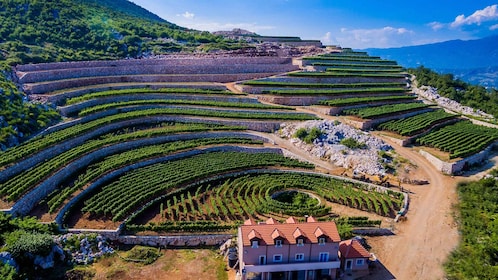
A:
53;146;282;225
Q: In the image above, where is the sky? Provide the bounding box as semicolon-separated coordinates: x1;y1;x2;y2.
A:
131;0;498;49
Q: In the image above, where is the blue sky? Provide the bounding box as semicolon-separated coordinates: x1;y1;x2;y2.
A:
131;1;498;48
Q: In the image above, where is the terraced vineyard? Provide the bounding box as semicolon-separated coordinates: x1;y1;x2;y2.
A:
343;103;429;119
416;121;498;159
378;110;458;136
0;55;413;235
126;172;404;233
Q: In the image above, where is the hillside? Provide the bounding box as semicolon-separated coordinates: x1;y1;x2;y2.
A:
365;35;498;87
0;0;227;65
0;0;235;150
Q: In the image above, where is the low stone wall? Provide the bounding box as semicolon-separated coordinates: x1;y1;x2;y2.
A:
58;94;260;117
351;108;433;130
54;146;282;225
45;83;227;106
23;73;285;95
247;76;407;86
419;141;498;174
117;234;232;247
16;57;293;72
18;64;298;84
12;133;269;216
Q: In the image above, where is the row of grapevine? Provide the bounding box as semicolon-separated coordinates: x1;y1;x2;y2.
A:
80;152;314;221
319;95;416;106
343;103;429;119
65;87;236;105
378;110;458;136
126;172;403;232
42;136;264;213
77;99;293;117
416;121;498;159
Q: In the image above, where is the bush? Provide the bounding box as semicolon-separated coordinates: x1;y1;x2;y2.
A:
124;246;162;265
5;231;54;258
340;138;367;149
294;127;324;144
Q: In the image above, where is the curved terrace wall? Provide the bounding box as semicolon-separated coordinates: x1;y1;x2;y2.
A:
7;135;270;216
23;73;289;94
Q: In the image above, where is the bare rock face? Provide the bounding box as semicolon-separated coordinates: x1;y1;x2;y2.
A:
279;120;393;175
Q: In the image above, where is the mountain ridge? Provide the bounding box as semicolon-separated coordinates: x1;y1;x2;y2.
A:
364;35;498;87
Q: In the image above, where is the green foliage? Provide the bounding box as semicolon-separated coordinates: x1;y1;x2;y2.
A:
0;262;16;280
343;103;428;119
5;231;54;258
0;72;60;150
416;121;498;159
445;177;498;279
293;127;323;144
340;138;367;149
123;246;162;265
378;109;457;136
320;95;416;107
409;66;498;118
0;0;228;65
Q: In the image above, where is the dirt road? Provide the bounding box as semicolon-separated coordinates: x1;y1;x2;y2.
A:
368;136;459;280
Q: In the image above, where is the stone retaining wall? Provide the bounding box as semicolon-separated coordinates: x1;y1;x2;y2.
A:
18;64;298;84
16;57;293;72
46;83;227;106
344;108;433;130
11;134;269;216
54;146;282;225
419;141;498;174
23;73;285;94
58;94;260;117
117;234;232;247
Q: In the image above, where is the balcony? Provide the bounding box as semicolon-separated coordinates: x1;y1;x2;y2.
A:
243;260;341;273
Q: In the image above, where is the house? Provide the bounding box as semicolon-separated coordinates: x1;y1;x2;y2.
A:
237;216;342;280
339;239;371;277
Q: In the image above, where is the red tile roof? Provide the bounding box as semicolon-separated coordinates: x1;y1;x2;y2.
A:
244;219;256;226
286;216;298;224
240;217;340;246
248;229;262;241
292;227;306;239
339;239;371;259
266;217;279;224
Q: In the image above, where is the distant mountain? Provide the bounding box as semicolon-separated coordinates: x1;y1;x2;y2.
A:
365;35;498;87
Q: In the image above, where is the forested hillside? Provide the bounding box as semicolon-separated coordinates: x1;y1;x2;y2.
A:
409;66;498;118
0;0;227;65
0;0;236;150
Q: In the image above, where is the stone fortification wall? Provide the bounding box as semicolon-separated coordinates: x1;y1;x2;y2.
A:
46;83;227;106
53;146;281;225
24;73;287;94
18;64;298;84
9;136;271;217
419;141;498;175
15;57;293;72
58;94;260;117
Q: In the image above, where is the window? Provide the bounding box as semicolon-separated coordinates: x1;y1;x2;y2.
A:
273;254;283;262
295;253;304;261
275;239;282;248
251;240;259;248
259;255;266;265
318;237;326;245
356;259;364;266
319;252;329;262
297;238;304;246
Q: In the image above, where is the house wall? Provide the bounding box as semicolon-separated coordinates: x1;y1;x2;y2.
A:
242;244;268;265
310;242;340;262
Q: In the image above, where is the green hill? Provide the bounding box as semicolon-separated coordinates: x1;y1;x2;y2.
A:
0;0;235;150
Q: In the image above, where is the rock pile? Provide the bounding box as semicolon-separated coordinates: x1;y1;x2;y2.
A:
55;234;114;265
279;120;393;175
415;86;495;121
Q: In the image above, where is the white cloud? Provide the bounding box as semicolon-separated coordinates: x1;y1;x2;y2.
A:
335;26;415;48
177;11;195;20
428;21;445;31
490;24;498;30
450;4;498;28
321;32;332;44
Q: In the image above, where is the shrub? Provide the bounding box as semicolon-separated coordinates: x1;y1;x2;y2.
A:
340;138;367;149
5;231;54;258
294;127;324;144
